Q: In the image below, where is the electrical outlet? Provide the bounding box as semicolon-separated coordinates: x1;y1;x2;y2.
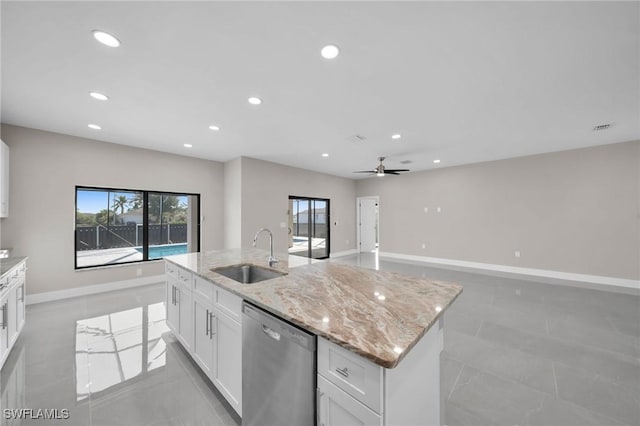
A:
424;207;429;213
136;268;142;276
437;207;441;213
421;243;426;249
514;250;521;258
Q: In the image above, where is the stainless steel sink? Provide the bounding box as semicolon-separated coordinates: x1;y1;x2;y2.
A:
211;264;286;284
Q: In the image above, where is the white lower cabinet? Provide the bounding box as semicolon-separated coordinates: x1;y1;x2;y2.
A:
213;309;242;414
192;296;215;377
165;261;242;417
317;318;443;426
0;259;27;370
318;375;382;426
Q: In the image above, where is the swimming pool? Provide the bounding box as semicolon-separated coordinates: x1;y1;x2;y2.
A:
136;243;188;259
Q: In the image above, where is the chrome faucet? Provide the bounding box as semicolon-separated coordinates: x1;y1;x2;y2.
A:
252;228;279;267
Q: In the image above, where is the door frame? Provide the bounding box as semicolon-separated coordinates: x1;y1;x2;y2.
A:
356;196;379;253
288;195;331;259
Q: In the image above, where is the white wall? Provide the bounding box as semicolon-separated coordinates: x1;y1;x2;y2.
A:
234;157;357;255
223;157;242;249
0;124;224;295
356;141;640;280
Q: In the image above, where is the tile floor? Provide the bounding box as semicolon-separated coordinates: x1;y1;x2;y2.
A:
336;254;640;426
1;254;638;425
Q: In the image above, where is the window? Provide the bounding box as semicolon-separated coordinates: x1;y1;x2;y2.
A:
75;186;200;269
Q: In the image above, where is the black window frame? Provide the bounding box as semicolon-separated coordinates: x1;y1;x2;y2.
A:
74;185;201;270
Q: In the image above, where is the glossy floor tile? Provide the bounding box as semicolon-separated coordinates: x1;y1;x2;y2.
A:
0;284;240;426
1;255;638;426
335;253;640;426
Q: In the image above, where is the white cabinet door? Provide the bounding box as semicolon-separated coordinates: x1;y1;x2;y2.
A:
318;375;382;426
0;294;8;363
214;310;242;416
6;288;16;347
176;283;192;351
192;297;215;378
166;280;179;333
15;281;25;333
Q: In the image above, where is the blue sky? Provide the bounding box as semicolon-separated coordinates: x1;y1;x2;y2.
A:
77;190;139;214
77;190;188;214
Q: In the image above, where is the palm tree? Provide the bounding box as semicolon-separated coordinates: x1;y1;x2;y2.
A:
112;195;129;217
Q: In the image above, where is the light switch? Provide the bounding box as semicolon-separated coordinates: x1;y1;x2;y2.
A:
424;207;429;213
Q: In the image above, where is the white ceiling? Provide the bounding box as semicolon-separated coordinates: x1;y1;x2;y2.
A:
2;1;639;178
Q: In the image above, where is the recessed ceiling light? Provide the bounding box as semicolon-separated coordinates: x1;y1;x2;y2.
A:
183;144;193;148
87;124;101;130
322;153;329;157
208;125;220;131
92;30;120;48
89;91;109;101
321;44;340;59
391;134;401;140
433;159;441;164
248;97;262;105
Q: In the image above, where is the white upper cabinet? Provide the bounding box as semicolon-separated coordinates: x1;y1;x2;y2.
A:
0;139;9;218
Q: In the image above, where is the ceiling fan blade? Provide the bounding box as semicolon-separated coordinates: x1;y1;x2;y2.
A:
384;169;410;173
353;170;375;173
385;171;401;175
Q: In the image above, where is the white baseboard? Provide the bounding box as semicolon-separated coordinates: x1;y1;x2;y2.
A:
378;252;640;292
331;249;358;258
26;274;165;305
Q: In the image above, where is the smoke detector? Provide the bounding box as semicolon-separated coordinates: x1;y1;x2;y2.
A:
593;123;613;131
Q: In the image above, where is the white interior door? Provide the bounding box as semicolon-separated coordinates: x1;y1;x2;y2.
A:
359;198;377;253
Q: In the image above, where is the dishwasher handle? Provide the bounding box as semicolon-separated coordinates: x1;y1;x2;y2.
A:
262;324;281;341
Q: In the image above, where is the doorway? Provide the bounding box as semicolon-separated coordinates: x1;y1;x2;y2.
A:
357;196;379;253
288;196;330;259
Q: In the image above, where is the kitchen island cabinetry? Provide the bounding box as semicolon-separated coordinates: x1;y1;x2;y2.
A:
165;249;461;426
165;262;243;416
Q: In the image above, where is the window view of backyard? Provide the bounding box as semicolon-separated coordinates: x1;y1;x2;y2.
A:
75;187;199;268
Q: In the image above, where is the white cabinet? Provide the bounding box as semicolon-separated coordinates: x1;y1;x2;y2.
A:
165;261;242;417
192;296;215;377
0;258;27;369
1;345;25;426
165;266;192;352
0;139;8;218
318;375;382;426
317;318;443;426
213;307;242;415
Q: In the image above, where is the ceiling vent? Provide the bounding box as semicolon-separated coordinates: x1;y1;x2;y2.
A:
346;134;367;143
593;123;613;131
399;160;413;165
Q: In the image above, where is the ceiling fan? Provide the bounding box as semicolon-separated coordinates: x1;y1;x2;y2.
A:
353;157;410;176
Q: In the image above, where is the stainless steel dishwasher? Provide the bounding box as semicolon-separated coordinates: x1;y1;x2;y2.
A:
242;302;316;426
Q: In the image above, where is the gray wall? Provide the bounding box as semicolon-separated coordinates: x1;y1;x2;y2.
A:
356;141;640;280
0;124;225;295
223;157;242;249
237;157;357;255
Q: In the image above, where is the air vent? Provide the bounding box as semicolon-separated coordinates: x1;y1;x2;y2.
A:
593;123;613;131
346;134;367;143
399;160;413;165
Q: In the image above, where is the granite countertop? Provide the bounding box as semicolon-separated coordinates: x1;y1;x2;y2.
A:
166;248;462;368
0;257;27;279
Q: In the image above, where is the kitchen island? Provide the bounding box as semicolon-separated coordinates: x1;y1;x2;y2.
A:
165;248;462;425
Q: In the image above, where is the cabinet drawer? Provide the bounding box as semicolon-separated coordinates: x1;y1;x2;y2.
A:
318;375;382;426
165;262;180;279
193;275;214;302
177;267;193;289
215;287;242;322
318;337;383;414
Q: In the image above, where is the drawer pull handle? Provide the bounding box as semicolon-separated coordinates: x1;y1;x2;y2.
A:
205;309;210;336
262;324;281;341
336;367;349;378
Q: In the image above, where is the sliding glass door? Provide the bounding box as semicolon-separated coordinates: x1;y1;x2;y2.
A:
288;196;330;259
